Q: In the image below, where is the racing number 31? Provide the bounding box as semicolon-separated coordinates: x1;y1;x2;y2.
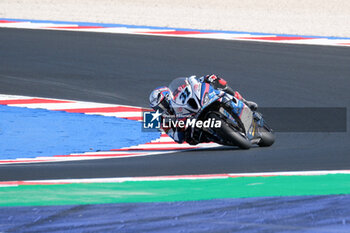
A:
179;87;190;104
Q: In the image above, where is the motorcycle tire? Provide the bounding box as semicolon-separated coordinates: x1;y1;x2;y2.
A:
258;126;275;147
208;113;251;149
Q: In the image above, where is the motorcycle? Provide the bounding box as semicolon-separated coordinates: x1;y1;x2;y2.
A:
168;76;275;149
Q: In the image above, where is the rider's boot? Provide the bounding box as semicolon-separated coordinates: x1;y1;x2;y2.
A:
243;100;258;111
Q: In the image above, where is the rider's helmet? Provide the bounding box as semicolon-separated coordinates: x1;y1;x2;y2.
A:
149;86;174;115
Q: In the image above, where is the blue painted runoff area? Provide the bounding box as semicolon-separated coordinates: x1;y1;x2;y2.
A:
1;17;349;40
1;195;350;232
0;105;159;159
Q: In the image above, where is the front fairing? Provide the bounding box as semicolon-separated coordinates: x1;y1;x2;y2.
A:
169;77;201;117
169;77;225;117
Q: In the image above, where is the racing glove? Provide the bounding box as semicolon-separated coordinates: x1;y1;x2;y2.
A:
204;74;228;90
204;74;237;96
243;100;258;111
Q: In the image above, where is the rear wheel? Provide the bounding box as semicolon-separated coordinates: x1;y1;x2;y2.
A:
208;113;251;149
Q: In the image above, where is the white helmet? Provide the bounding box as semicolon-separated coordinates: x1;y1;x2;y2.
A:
149;86;174;114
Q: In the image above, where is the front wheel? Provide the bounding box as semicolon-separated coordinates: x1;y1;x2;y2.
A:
208;113;251;149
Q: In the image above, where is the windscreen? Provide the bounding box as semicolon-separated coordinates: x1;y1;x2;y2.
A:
169;77;188;99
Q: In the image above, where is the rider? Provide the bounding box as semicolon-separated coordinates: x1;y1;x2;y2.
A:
149;74;258;145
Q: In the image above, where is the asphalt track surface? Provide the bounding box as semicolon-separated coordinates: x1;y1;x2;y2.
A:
0;28;349;181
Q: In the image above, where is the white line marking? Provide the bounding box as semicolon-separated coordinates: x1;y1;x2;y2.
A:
1;20;350;47
1;170;349;185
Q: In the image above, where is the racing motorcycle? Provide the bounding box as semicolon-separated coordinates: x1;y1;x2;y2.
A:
169;76;275;149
